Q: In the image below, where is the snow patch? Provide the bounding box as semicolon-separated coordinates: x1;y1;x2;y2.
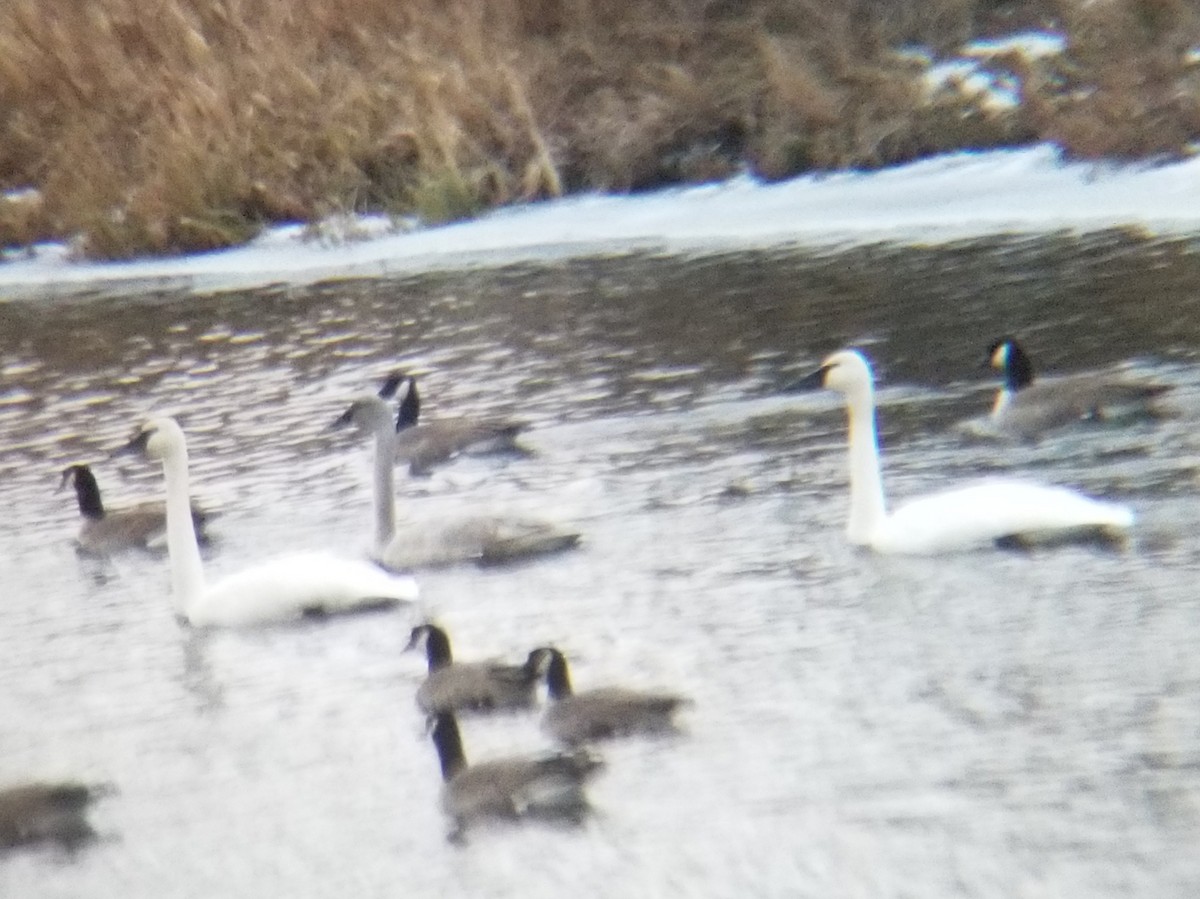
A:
3;144;1200;300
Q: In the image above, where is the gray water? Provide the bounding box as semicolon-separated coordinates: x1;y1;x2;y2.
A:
2;232;1199;897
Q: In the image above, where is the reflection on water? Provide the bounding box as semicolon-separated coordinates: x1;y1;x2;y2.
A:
1;232;1199;896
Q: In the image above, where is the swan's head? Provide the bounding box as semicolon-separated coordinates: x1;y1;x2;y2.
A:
789;349;875;398
113;417;186;462
819;350;875;394
331;394;394;436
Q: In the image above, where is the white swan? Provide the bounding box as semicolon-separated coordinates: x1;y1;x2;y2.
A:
795;350;1134;554
115;417;418;627
332;395;580;569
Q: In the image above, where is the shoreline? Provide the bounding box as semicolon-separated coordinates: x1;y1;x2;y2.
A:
3;145;1200;302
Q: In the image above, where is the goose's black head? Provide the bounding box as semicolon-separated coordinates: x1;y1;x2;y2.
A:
988;337;1035;391
406;623;453;671
531;646;573;699
378;371;421;432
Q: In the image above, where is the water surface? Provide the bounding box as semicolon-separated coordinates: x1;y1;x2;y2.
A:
2;232;1199;897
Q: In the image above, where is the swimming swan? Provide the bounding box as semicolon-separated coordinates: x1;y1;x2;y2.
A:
407;623;541;715
428;711;602;839
532;647;689;745
59;463;212;554
332;395;580;569
988;336;1170;440
0;782;103;851
115;417;418;627
793;349;1134;554
378;372;529;475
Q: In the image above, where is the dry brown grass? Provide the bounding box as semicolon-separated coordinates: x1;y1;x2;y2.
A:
0;0;1195;258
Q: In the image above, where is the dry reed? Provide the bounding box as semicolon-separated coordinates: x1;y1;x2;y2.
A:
0;0;1196;258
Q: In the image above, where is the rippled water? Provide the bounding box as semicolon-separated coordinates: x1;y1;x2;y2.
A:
2;232;1200;897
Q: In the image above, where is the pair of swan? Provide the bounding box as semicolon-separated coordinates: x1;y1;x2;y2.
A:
377;372;528;475
116;418;418;627
0;782;102;852
59;463;212;555
429;711;603;840
988;336;1170;440
332;394;579;569
797;349;1134;554
409;624;689;743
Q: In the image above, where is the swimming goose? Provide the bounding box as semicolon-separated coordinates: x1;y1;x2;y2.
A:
532;647;689;745
793;349;1134;553
114;417;418;627
332;395;580;569
0;782;101;851
988;336;1170;440
60;463;212;554
408;623;541;714
429;711;602;838
378;372;529;475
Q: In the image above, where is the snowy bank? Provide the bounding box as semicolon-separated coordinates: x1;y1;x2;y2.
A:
2;145;1200;301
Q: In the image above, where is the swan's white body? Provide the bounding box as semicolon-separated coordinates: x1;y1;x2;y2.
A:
338;396;579;570
811;350;1134;554
129;417;418;627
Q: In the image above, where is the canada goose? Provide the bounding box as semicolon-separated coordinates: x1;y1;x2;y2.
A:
59;463;213;555
428;711;602;839
113;417;418;627
532;647;689;745
791;349;1134;553
378;372;529;475
0;782;102;851
988;336;1170;440
407;623;541;714
332;394;580;569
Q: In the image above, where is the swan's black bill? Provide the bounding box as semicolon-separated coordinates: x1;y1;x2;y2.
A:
328;407;355;431
110;430;151;458
785;365;830;393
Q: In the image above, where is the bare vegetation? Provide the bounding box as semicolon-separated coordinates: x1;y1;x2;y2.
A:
0;0;1197;258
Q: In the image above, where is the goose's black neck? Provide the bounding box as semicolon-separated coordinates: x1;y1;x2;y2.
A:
395;378;421;432
430;712;467;782
993;338;1035;391
422;625;453;671
542;649;574;700
65;465;105;520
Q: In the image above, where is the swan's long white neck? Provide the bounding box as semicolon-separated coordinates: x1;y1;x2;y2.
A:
842;380;888;544
369;411;399;553
159;437;206;619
